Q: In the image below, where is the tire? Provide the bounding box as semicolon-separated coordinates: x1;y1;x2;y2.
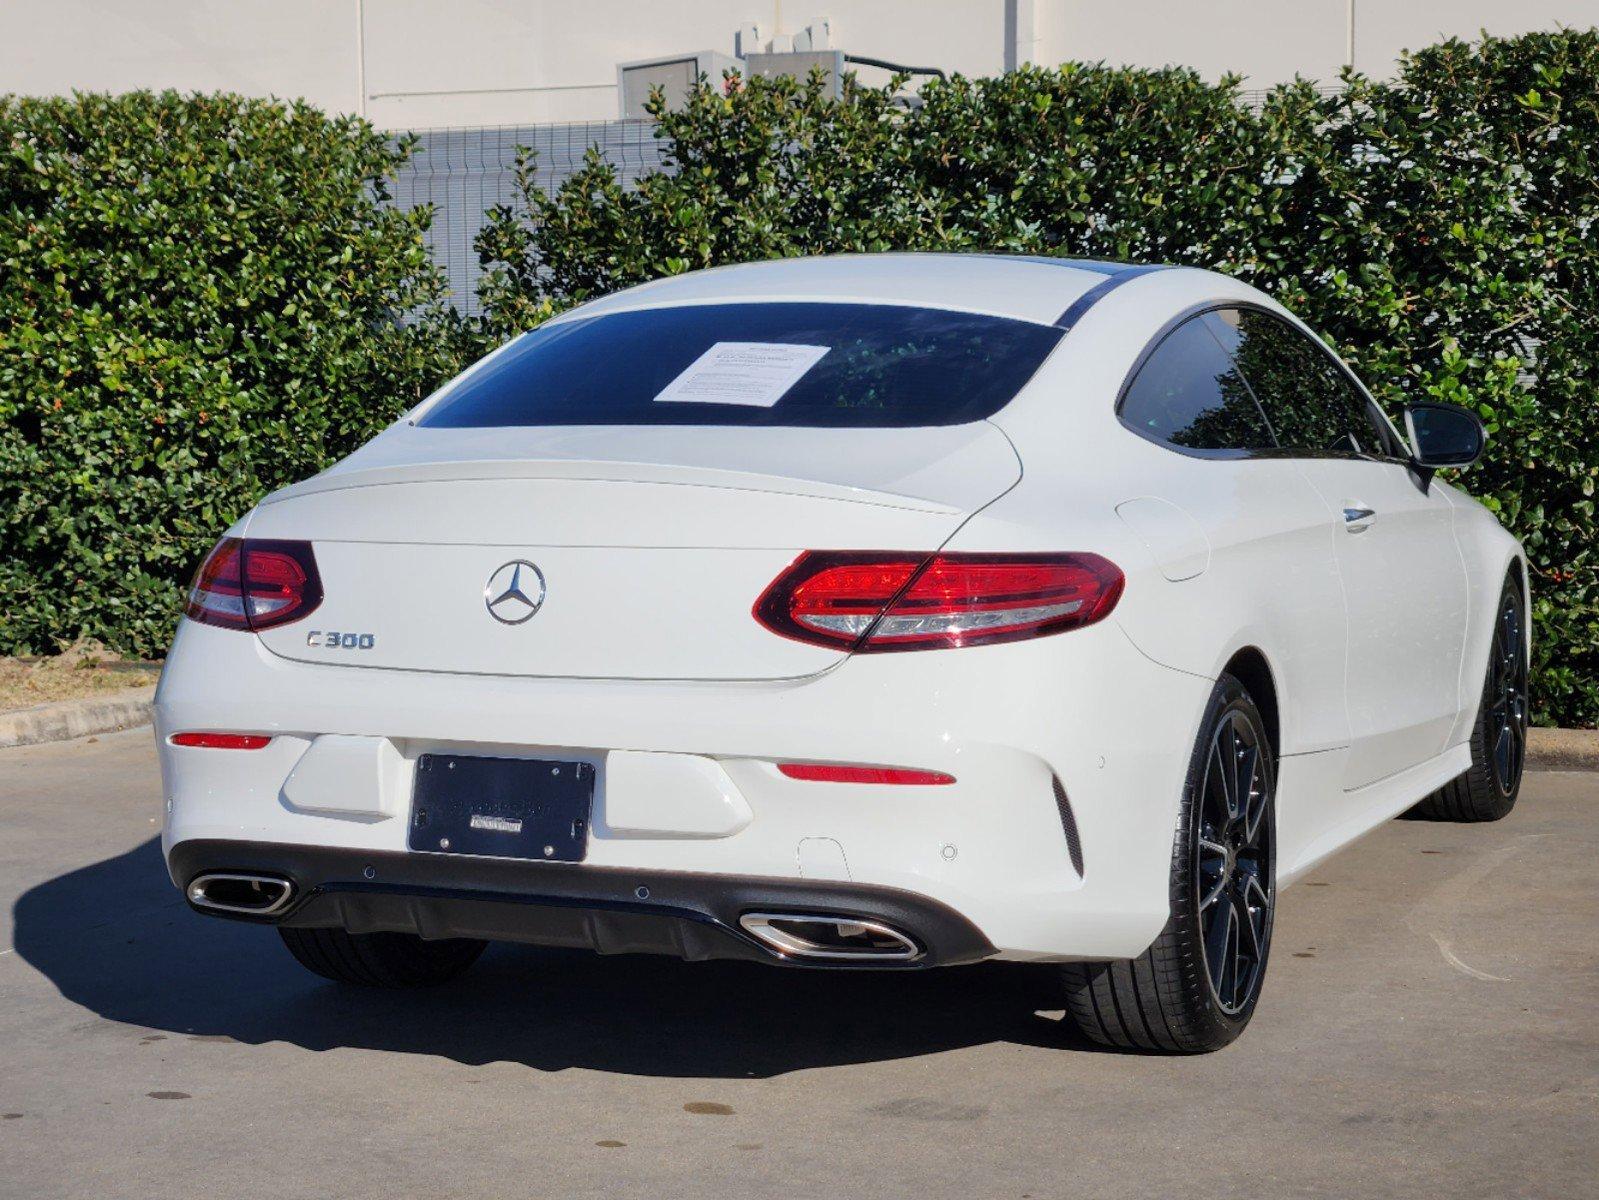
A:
1060;673;1276;1054
278;926;486;987
1408;575;1528;823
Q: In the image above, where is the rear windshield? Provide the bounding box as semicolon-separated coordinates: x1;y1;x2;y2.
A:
418;302;1063;428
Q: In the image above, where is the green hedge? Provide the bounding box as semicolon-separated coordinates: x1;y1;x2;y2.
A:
0;92;470;659
477;30;1599;726
3;35;1596;726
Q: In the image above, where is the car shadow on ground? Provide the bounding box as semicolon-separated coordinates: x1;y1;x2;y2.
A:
13;837;1101;1077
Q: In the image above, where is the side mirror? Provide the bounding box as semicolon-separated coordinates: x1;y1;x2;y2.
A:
1403;402;1485;476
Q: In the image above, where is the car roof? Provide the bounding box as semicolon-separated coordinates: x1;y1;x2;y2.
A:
557;252;1169;328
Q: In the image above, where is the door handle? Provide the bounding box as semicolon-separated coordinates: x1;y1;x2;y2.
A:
1342;506;1376;532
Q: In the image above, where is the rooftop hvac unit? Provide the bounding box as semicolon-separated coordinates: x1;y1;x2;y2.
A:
744;50;846;99
617;51;743;119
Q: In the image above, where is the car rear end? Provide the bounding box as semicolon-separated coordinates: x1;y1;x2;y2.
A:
158;279;1208;967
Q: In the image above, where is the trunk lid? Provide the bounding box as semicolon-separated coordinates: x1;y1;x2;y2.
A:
245;423;1019;681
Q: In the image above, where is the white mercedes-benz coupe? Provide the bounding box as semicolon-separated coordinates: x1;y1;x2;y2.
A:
157;253;1528;1053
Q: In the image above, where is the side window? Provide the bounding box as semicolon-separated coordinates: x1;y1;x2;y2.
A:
1220;309;1395;458
1118;313;1276;454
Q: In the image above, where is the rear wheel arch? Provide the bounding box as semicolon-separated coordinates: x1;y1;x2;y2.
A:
1221;646;1280;760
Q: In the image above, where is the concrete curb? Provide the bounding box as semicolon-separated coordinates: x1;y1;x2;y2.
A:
1527;727;1599;773
0;686;156;750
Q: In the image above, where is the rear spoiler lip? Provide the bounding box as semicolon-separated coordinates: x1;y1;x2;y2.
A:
259;458;963;515
260;419;1029;516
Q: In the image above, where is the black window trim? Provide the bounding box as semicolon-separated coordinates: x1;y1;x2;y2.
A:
1054;264;1168;330
1114;299;1410;465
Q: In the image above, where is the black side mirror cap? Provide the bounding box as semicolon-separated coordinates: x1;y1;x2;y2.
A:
1403;401;1486;472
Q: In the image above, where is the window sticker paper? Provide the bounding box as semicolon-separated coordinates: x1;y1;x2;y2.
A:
652;342;831;408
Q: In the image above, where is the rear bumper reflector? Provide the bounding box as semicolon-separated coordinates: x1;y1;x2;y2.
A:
777;763;954;785
169;732;273;750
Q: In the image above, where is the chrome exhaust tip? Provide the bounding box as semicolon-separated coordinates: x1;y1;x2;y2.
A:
739;913;922;961
187;872;295;917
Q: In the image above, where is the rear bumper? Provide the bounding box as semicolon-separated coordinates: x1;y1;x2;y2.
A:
156;615;1214;961
169;840;996;968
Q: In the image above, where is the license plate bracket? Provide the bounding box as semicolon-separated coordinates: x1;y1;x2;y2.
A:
409;754;593;862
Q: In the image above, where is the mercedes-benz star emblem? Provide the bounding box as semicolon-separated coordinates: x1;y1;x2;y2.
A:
484;560;547;625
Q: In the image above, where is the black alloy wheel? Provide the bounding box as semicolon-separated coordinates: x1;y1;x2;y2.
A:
1410;575;1528;823
1485;587;1530;799
1196;707;1273;1016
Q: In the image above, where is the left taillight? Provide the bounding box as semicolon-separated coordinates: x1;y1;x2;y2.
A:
185;537;323;631
754;551;1124;652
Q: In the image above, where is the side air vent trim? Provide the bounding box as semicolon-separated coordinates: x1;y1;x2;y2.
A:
1051;774;1085;878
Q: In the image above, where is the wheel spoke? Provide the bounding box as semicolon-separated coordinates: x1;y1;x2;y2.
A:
1239;745;1265;846
1198;827;1228;911
1204;896;1235;999
1202;746;1228;831
1494;724;1513;786
1239;872;1270;963
1231;889;1260;993
1233;884;1267;1010
1217;723;1240;822
1222;902;1242;1009
1504;607;1521;663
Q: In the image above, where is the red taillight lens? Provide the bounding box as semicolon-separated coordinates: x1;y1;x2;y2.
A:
186;538;323;631
777;763;955;785
186;538;247;629
755;551;1124;652
755;552;925;650
169;732;273;750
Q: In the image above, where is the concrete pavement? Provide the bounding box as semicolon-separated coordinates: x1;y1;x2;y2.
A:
1;728;1595;1199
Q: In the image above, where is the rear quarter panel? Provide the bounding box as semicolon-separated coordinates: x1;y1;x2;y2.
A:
983;269;1352;758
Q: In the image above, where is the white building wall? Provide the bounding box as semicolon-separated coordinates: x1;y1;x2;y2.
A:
1036;1;1350;88
1351;0;1595;79
1037;0;1596;84
2;1;1591;129
0;0;362;115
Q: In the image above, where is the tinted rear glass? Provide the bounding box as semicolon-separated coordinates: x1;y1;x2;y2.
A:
418;302;1063;428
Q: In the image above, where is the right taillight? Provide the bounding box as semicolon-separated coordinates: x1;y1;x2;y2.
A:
185;537;323;631
754;551;1124;652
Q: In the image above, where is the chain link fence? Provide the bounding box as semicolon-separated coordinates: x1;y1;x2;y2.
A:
390;120;669;315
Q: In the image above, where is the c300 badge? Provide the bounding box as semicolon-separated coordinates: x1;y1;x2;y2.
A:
306;630;376;650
